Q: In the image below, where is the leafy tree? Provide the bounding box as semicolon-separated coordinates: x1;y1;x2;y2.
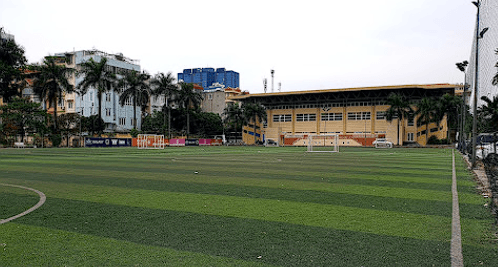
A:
0;27;27;102
119;70;151;129
242;102;267;144
223;102;244;133
177;82;203;137
57;112;80;147
415;97;437;145
77;57;117;133
81;115;105;136
385;93;412;146
141;111;166;134
0;96;48;144
151;72;177;138
190;111;223;137
33;57;75;133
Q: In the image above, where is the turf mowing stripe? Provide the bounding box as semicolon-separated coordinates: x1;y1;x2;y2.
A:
0;173;485;219
0;180;462;241
9;198;453;267
0;223;274;267
0;165;479;204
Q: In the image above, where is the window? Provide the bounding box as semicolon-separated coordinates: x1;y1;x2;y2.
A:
119;117;126;125
273;114;291;122
89;92;93;102
321;113;343;121
376;111;386;120
296;113;316;122
407;133;414;141
407;116;414;126
347;112;371;120
124;97;133;106
430;127;438;133
106;93;111;102
68;101;73;109
105;108;111;117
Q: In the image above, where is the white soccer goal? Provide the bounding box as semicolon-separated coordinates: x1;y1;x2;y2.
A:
306;134;339;153
137;134;165;149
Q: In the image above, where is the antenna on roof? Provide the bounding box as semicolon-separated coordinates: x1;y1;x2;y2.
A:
263;78;267;93
278;82;281;92
271;69;275;93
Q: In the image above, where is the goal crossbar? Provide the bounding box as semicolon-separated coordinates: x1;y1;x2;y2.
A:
306;134;339;153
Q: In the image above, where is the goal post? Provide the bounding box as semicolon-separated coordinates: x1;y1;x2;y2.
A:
306;134;339;153
137;134;165;149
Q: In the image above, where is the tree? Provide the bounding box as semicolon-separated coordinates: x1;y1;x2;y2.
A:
177;82;203;137
242;102;267;144
0;27;27;102
385;93;412;146
150;72;177;138
77;57;117;133
223;102;244;133
0;96;48;144
119;70;151;129
82;115;105;136
141;111;165;134
415;97;437;145
480;95;498;131
57;112;80;147
435;94;462;141
33;57;75;133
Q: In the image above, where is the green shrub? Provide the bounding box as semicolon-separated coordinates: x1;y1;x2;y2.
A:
130;128;140;138
50;134;62;147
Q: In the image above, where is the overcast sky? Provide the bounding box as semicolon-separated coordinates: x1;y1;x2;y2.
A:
1;0;477;94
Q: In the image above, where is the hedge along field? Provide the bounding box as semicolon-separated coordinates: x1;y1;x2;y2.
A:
0;147;496;266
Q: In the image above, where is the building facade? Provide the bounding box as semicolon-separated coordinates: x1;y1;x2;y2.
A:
232;84;457;146
201;86;246;116
178;68;239;89
466;0;498;108
52;50;142;132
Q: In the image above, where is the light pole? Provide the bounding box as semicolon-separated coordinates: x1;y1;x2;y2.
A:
471;0;489;168
456;61;468;152
79;107;83;147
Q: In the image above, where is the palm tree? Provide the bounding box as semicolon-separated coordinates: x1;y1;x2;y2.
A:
33;57;75;133
385;93;412;146
223;102;244;132
242;102;267;144
435;94;462;141
77;57;117;132
480;95;498;130
119;70;151;129
150;72;177;138
177;82;203;138
415;97;437;145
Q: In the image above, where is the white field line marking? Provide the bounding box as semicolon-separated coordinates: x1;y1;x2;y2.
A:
0;183;46;225
451;150;463;267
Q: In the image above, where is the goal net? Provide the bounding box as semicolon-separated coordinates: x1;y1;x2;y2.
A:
137;134;165;149
307;134;339;153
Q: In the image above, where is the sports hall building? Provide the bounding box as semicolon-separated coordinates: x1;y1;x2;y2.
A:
232;84;459;147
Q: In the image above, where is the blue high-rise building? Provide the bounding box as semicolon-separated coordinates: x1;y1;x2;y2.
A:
178;68;239;89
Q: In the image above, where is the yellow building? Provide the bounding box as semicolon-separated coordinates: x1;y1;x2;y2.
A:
232;84;457;147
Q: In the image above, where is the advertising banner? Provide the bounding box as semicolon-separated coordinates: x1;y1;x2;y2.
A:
84;138;132;147
185;139;199;146
199;139;211;146
169;139;186;147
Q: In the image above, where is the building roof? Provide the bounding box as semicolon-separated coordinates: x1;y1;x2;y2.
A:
230;83;458;100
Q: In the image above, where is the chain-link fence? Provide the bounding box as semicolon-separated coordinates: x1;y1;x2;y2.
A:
483;153;498;223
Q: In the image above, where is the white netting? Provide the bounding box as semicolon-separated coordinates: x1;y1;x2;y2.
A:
137;134;165;149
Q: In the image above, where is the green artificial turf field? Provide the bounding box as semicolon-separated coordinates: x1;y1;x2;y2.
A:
0;147;496;266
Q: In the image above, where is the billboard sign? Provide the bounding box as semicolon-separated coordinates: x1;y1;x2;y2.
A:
84;138;132;147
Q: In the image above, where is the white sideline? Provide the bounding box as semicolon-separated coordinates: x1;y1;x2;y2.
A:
0;183;46;224
451;150;463;267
